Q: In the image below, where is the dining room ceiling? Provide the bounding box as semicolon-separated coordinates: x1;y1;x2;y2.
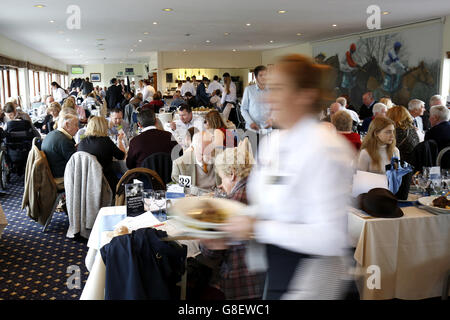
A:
0;0;449;65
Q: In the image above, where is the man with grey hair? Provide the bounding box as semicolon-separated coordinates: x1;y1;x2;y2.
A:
171;130;221;190
361;102;387;132
407;99;430;137
429;94;445;108
41;113;79;185
336;97;360;123
425;105;450;157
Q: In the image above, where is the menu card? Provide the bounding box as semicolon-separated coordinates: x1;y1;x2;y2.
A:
125;182;145;217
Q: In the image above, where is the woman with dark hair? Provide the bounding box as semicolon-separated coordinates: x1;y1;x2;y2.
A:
142;93;164;113
223;54;355;299
204;110;236;149
51;81;68;103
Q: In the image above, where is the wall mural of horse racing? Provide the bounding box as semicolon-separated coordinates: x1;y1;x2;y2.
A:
313;22;442;109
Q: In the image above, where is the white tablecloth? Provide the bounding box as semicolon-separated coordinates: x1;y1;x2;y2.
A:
81;205;200;300
347;206;450;300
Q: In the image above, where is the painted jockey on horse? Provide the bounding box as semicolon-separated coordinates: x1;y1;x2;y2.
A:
340;43;360;90
381;41;408;92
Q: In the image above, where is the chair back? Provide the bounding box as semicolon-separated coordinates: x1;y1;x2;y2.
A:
437;146;450;169
115;168;166;206
141;152;173;184
411;139;439;171
32;137;42;150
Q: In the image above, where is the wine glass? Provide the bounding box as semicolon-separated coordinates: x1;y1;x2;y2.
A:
212;186;228;198
143;189;154;212
417;174;431;195
154;190;166;221
441;169;450;193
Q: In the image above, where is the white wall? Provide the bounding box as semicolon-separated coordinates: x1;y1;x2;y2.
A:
262;43;313;65
160;51;262;69
0;34;66;71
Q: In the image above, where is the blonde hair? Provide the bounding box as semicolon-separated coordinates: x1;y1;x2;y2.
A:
54;107;77;129
214;138;254;179
48;102;61;114
379;97;394;109
361;117;396;172
386;106;413;130
85;116;108;137
62;98;76;110
331;110;352;132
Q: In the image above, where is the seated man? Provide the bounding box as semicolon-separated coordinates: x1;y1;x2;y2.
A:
425;105;450;153
41;113;79;187
126;109;178;169
3;102;41;138
166;104;204;146
170;90;185;111
107;108;130;147
172;131;221;191
360;102;388;133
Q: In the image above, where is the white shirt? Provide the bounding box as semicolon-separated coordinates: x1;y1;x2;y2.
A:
248;117;355;256
53;88;68;103
344;108;360;123
206;80;224;95
142;85;155;102
221;81;237;105
357;145;400;174
141;125;157;133
180;81;196;97
164;116;204;146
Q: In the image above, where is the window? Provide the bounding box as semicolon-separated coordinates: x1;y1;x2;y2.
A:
18;68;27;106
39;71;46;96
10;69;18;102
0;68;5;107
3;69;10;101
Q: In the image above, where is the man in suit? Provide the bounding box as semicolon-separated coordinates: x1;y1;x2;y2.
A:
106;78;124;111
359;92;377;120
80;77;94;97
126;109;178;169
425;105;450;153
408;99;430;140
41;113;78;187
171;130;221;190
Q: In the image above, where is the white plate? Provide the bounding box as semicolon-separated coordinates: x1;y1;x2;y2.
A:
418;196;450;214
170;220;229;239
168;196;247;229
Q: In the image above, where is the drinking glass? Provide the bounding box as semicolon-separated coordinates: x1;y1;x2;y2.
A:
143;189;154;212
154;190;166;221
213;186;228;198
441;169;450;193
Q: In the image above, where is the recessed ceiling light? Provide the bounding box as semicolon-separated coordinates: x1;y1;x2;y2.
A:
34;4;46;8
332;24;337;27
246;23;251;26
296;33;302;36
206;40;211;43
382;11;390;15
183;49;187;52
269;40;274;43
232;49;237;52
278;10;287;14
138;39;142;42
143;32;149;35
130;49;134;51
224;32;230;36
153;22;158;25
162;8;173;12
49;20;55;23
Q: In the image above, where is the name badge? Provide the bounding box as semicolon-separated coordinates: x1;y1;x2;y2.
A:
179;175;192;188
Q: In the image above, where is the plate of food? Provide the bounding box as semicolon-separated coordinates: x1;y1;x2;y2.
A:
167;196;247;230
418;194;450;214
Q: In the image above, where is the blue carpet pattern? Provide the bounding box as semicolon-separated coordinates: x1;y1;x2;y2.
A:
0;174;88;300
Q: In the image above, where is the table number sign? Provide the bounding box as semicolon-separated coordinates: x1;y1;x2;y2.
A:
178;175;192;188
125;182;145;217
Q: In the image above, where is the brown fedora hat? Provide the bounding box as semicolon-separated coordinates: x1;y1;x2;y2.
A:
357;188;404;218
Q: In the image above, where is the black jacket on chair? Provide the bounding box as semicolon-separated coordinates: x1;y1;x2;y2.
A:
100;228;187;300
410;139;439;171
141;152;173;184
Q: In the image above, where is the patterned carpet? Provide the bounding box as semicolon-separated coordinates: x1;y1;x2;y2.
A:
0;174;88;300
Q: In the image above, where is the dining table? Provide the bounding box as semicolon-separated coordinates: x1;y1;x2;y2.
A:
347;202;450;300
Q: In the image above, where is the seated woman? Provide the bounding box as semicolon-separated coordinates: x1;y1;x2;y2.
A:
142;93;164;113
192;139;265;300
42;102;61;134
386;106;419;165
204;110;236;149
77;116;126;194
210;89;222;111
357;116;400;174
331;110;361;151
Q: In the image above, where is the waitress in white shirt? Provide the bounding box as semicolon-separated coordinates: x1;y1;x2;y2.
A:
220;73;238;125
223;54;355;299
51;81;68;104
